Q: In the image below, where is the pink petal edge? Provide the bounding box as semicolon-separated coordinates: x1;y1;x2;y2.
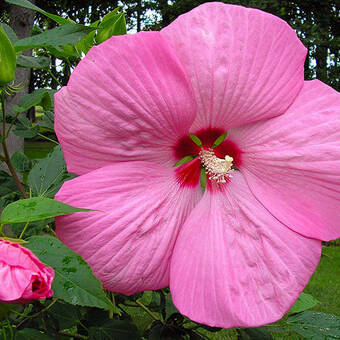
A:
162;2;307;131
230;80;340;241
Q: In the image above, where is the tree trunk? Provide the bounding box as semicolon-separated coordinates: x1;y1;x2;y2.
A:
1;2;35;172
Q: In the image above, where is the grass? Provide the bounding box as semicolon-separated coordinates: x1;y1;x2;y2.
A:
304;246;340;315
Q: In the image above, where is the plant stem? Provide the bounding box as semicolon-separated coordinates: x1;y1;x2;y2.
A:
19;221;30;239
47;69;62;87
37;132;59;145
135;300;164;323
1;92;27;199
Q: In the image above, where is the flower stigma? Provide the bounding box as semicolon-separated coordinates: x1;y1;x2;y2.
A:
199;148;234;183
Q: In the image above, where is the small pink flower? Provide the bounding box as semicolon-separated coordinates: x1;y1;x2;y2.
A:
0;239;54;303
54;3;340;328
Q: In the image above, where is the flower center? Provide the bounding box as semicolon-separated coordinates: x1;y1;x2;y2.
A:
199;148;234;183
173;128;242;188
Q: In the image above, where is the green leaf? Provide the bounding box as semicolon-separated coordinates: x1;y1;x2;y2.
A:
15;328;54;340
96;10;127;44
75;20;99;54
16;55;50;69
16;89;55;112
212;131;228;148
173;155;196;167
287;311;340;339
0;170;19;196
288;292;319;314
88;320;140;340
13;116;39;138
189;133;203;147
0;197;92;224
5;0;71;25
14;24;94;52
26;236;114;310
38;110;54;130
11;151;33;173
0;23;18;44
49;302;80;330
137;291;153;306
28;145;67;198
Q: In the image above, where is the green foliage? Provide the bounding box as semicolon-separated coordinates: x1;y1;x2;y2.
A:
96;8;127;44
287;311;340;339
26;236;115;310
0;197;92;224
14;24;94;53
88;320;140;339
28;145;70;198
5;0;71;25
16;55;50;69
288;293;319;314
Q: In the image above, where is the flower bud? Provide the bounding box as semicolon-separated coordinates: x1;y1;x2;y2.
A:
0;239;54;303
0;26;16;85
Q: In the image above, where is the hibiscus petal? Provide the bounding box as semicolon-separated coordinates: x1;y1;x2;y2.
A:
55;32;196;175
162;2;306;130
230;80;340;241
0;264;32;302
170;173;321;328
55;162;201;295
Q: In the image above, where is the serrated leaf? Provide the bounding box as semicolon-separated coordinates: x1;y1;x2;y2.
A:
0;197;92;224
16;89;55;111
26;236;114;310
289;292;319;314
13;116;39;138
287;311;340;339
14;24;94;52
212;131;228;148
11;151;33;173
28;145;67;198
88;320;140;340
189;133;202;147
16;55;50;69
5;0;71;25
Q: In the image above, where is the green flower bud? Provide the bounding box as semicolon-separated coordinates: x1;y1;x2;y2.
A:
0;26;16;85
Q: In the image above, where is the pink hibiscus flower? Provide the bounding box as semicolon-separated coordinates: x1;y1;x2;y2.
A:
54;2;340;328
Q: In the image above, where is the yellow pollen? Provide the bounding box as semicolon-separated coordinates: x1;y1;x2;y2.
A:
199;148;234;183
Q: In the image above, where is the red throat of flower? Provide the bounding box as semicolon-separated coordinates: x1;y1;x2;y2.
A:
173;128;242;189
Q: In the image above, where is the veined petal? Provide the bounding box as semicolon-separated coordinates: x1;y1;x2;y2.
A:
55;32;196;175
55;162;201;295
230;80;340;241
162;2;306;130
170;173;321;328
